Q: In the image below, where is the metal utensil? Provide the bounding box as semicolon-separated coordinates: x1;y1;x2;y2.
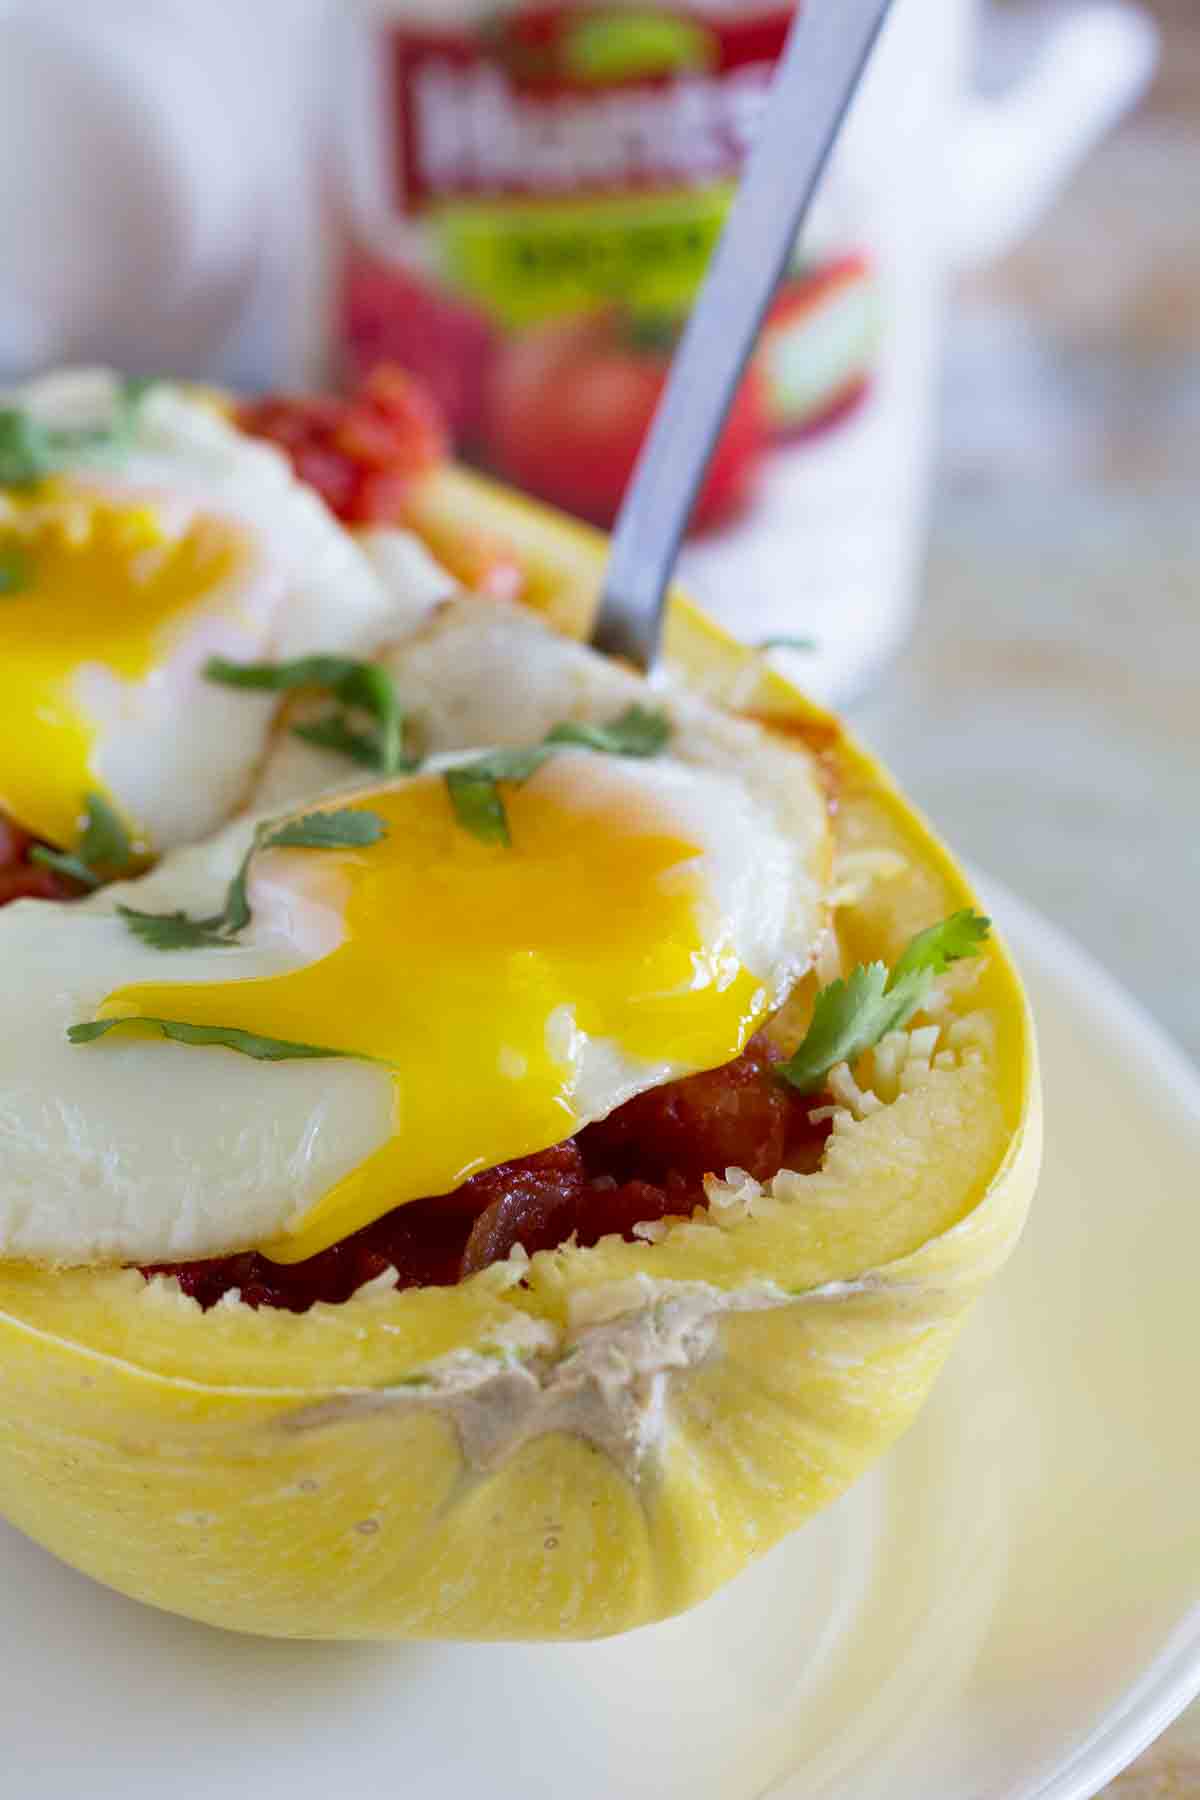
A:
592;0;896;670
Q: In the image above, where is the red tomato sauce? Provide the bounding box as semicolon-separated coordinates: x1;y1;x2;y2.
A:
142;1036;833;1312
237;365;447;526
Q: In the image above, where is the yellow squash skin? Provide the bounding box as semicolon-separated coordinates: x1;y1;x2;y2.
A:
0;471;1041;1639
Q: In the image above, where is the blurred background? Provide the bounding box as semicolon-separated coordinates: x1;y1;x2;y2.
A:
860;0;1200;1081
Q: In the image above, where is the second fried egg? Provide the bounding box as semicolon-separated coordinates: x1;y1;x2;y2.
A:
0;370;451;854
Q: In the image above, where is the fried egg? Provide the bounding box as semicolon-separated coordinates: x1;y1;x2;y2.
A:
252;592;829;843
0;607;831;1264
0;369;453;853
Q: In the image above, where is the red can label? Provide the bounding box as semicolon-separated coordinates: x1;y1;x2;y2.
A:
345;2;879;534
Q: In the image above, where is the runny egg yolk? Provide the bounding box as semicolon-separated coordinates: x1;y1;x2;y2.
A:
97;769;770;1261
0;481;251;848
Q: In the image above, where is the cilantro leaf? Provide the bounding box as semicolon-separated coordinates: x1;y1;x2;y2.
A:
0;545;29;595
459;746;557;785
292;712;417;772
889;908;991;987
778;910;991;1095
204;653;363;694
121;807;388;950
259;808;387;853
444;746;555;847
78;791;134;872
776;963;908;1095
116;907;231;952
205;655;408;776
0;381;156;489
67;1017;363;1062
223;806;387;934
0;410;55;486
329;664;405;774
445;706;671;845
758;635;818;653
120;375;160;408
29;792;136;889
220;842;256;937
28;847;102;890
445;770;517;848
545;703;671;758
57;378;156;459
291;714;379;766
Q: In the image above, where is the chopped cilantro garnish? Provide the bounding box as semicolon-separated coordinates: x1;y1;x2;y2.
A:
218;840;256;938
0;545;30;594
79;791;134;871
545;703;670;758
443;747;556;845
221;805;386;932
211;650;670;843
116;806;387;951
0;380;156;489
120;375;160;408
299;699;410;775
28;848;102;890
116;908;232;952
0;410;55;486
890;909;991;987
291;714;395;770
203;653;365;694
447;705;672;845
261;808;386;854
67;1017;362;1062
758;635;818;653
458;746;558;788
777;910;991;1095
30;792;136;889
443;771;508;845
204;654;411;776
445;748;554;846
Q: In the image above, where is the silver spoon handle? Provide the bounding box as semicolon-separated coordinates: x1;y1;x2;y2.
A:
593;0;895;668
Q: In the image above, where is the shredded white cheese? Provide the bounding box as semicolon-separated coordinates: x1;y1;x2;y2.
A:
702;1166;764;1229
828;848;909;910
827;1060;885;1119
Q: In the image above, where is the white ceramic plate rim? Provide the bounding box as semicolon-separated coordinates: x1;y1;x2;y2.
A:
969;873;1200;1800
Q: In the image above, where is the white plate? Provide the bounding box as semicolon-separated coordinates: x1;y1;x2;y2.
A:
3;884;1198;1800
